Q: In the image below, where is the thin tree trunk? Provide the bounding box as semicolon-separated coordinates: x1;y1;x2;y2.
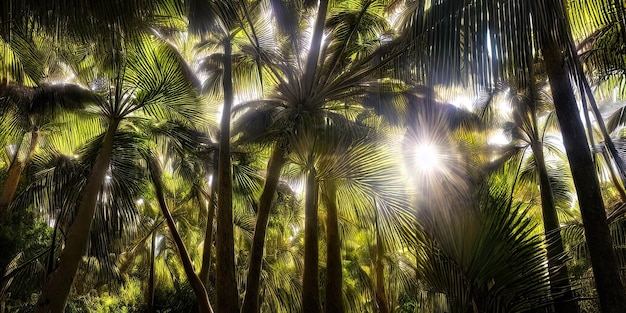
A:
150;158;213;313
528;68;578;313
199;161;217;287
303;0;329;94
0;129;39;217
374;214;389;313
531;141;578;313
35;118;120;313
241;143;287;313
147;231;156;313
540;29;626;312
216;36;239;313
322;180;343;313
302;167;320;313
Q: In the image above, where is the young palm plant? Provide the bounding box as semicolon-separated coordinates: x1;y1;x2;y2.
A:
418;187;551;313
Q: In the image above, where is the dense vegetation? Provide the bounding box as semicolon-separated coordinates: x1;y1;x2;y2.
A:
0;0;625;312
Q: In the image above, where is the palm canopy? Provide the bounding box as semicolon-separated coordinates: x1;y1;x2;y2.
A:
30;32;208;312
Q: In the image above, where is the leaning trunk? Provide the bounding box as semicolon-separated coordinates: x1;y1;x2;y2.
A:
35;119;120;313
322;180;343;313
539;23;626;312
216;37;239;313
531;141;578;313
241;143;287;313
150;161;213;313
0;130;39;217
302;167;320;313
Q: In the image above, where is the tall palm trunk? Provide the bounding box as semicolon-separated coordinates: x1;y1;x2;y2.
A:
241;143;287;313
303;0;329;93
216;36;239;313
150;160;213;313
322;180;343;313
199;161;218;286
531;141;578;312
302;167;320;313
527;73;578;312
147;231;156;313
0;129;39;217
374;215;389;313
539;13;626;311
35;118;120;313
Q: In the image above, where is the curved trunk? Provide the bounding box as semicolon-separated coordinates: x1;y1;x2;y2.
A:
531;142;578;313
241;143;287;313
35;119;120;313
216;37;239;313
540;29;626;312
302;167;320;313
199;162;218;286
0;130;39;217
150;164;213;313
322;180;343;313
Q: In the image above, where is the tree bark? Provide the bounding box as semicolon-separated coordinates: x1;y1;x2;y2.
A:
35;118;120;313
531;141;578;313
540;35;626;312
199;163;217;287
302;167;320;313
216;36;239;313
241;143;287;313
150;160;213;313
303;0;329;94
147;231;156;313
374;215;389;313
0;129;39;217
322;180;343;313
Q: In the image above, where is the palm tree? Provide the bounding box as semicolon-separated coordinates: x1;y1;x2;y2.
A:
185;0;273;309
396;1;626;310
485;76;578;311
146;152;213;313
0;31;103;219
234;0;410;310
534;2;626;310
34;35;203;312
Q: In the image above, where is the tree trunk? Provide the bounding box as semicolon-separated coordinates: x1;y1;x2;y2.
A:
241;143;287;313
302;167;320;313
216;36;239;313
150;161;213;313
147;231;156;313
322;180;343;313
0;129;39;217
374;215;389;313
531;141;578;313
199;162;217;286
35;119;120;313
540;33;626;312
303;0;329;94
